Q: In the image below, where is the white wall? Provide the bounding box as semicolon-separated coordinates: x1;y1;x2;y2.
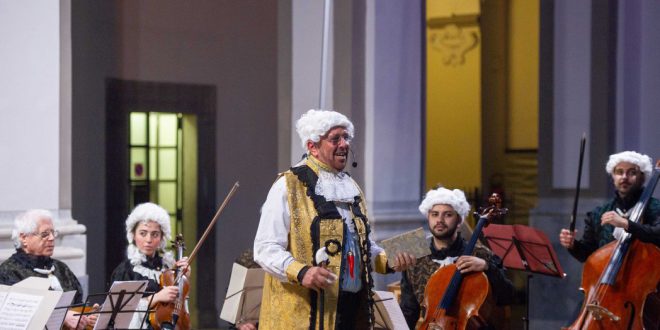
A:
0;2;61;211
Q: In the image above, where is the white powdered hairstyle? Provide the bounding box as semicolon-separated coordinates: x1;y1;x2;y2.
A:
124;202;175;267
605;151;653;185
295;109;354;150
419;188;471;221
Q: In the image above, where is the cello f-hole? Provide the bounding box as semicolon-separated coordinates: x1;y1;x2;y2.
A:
623;301;635;330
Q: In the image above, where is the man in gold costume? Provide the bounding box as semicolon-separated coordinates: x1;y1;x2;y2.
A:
254;109;414;329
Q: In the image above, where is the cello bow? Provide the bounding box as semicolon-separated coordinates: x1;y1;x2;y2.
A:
569;133;587;232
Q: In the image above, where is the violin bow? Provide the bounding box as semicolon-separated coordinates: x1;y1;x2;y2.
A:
179;181;240;275
569;134;586;232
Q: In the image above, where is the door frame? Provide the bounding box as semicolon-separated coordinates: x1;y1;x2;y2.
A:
106;78;217;327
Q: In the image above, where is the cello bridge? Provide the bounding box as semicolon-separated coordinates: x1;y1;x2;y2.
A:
586;303;620;322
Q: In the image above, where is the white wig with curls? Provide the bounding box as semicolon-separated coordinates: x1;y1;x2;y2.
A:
295;109;354;150
419;188;471;221
605;151;653;185
125;202;174;267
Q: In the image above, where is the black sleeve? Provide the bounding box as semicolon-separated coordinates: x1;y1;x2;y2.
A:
109;260;161;297
627;200;660;247
61;263;85;304
0;264;23;286
569;209;601;262
483;254;515;306
399;270;420;329
109;260;134;287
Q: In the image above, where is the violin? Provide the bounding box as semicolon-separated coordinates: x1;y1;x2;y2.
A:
565;161;660;330
149;182;240;330
150;234;191;330
419;194;507;330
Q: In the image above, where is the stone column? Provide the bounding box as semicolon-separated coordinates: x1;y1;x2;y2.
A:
0;1;87;294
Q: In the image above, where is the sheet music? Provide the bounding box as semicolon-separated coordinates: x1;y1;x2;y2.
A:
373;291;408;330
220;263;264;324
0;292;43;330
45;291;76;330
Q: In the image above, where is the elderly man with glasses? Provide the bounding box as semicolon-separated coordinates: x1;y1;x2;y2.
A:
254;109;415;329
0;209;95;329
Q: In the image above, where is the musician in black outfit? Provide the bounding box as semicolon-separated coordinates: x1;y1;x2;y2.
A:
559;150;660;328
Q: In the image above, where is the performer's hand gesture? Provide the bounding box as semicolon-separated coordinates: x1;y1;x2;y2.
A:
455;255;487;274
302;266;337;290
153;285;179;304
600;211;629;230
237;322;258;330
559;228;577;249
176;256;191;276
390;252;416;272
64;310;91;330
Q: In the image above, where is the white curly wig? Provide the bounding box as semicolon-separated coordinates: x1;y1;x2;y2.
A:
419;188;471;221
295;109;354;150
125;202;174;266
605;151;653;185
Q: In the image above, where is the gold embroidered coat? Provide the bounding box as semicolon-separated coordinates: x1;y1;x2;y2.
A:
258;159;388;330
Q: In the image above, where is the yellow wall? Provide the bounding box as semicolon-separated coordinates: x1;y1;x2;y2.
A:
507;0;539;149
425;0;482;190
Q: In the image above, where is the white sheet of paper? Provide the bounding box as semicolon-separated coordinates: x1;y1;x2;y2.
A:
373;290;409;330
220;263;264;324
0;291;9;306
94;280;148;330
0;278;62;330
0;292;44;330
13;277;50;290
45;291;76;330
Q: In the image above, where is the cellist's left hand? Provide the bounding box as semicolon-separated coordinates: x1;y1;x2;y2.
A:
176;256;191;276
455;256;488;274
601;211;629;230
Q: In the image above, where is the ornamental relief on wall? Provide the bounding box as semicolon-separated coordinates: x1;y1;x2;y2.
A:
429;23;479;66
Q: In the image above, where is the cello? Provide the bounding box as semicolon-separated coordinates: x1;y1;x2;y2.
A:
565;161;660;330
419;194;507;330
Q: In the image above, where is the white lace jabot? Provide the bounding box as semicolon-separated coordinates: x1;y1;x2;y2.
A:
315;170;360;203
305;156;360;203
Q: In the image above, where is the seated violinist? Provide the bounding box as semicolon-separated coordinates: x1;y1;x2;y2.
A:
110;202;190;329
559;151;660;328
0;209;97;330
399;187;514;329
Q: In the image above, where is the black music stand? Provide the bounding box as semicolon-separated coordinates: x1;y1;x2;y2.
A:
482;224;565;330
76;280;153;330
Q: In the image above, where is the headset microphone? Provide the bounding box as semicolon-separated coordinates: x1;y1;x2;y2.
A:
350;149;358;168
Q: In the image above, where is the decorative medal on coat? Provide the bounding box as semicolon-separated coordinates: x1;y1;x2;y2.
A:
341;223;362;292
